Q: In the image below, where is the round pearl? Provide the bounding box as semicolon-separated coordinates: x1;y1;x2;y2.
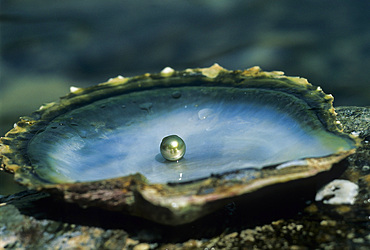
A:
160;135;186;161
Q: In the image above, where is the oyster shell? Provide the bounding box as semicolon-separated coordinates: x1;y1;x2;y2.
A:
0;64;359;225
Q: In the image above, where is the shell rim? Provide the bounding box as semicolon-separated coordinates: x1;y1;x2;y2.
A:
0;64;359;185
0;64;360;224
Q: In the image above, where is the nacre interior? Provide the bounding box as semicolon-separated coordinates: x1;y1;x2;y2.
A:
27;86;356;184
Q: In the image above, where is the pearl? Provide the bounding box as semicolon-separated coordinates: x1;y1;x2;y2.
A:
160;135;186;161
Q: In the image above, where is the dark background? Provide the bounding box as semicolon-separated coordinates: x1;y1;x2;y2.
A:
1;0;369;195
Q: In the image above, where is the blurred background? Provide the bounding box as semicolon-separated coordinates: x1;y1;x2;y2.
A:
1;0;369;195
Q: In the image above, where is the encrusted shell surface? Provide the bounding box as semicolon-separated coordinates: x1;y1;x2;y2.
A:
0;64;359;225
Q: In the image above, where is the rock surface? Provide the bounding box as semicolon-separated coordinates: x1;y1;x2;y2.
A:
0;106;369;249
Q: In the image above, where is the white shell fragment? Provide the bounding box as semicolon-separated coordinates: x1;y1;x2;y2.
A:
70;86;80;93
315;179;359;205
160;67;175;77
107;75;125;83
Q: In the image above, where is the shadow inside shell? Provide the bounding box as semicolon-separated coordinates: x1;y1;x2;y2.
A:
7;160;348;243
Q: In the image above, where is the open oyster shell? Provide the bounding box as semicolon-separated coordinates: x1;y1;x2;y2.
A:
0;64;359;225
